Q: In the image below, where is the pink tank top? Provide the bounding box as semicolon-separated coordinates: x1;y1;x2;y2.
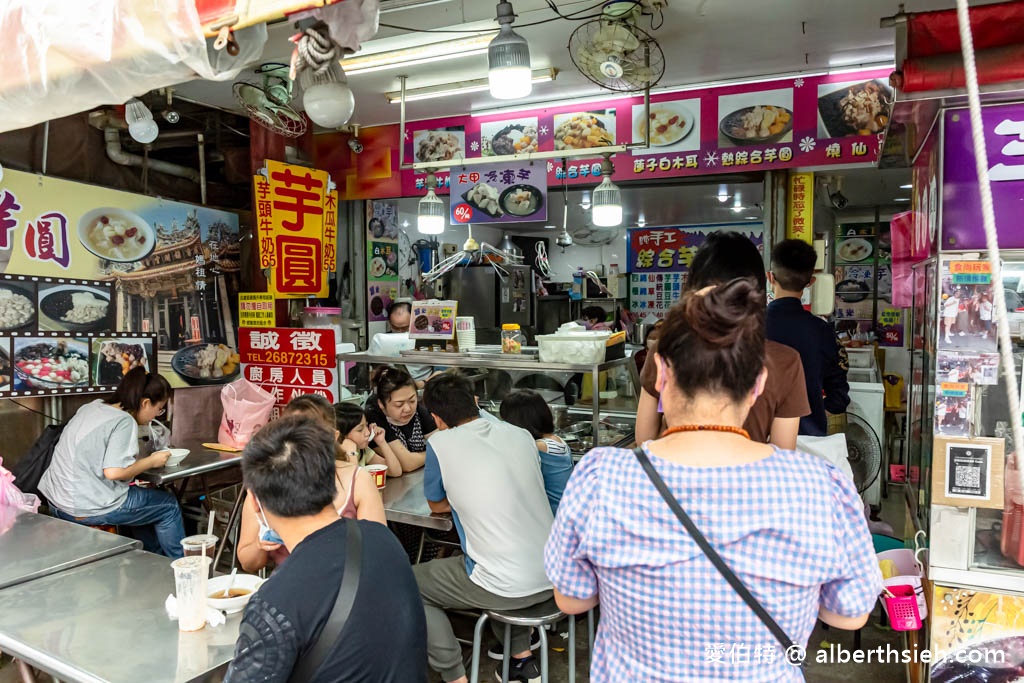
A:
337;466;359;520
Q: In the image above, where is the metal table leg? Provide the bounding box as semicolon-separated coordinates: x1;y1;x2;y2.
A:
212;489;245;574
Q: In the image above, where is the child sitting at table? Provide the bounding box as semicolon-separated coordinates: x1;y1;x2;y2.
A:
500;389;573;515
236;395;386;573
333;401;403;477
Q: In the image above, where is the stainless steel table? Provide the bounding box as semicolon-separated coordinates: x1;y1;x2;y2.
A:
0;505;140;590
382;469;453;532
0;550;241;683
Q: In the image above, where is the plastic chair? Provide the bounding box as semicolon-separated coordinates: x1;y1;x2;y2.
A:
469;598;574;683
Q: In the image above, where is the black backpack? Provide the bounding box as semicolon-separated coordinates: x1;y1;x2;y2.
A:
10;424;66;497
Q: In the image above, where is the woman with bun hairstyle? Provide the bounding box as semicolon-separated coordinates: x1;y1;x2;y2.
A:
39;367;185;558
236;394;386;573
364;365;436;472
545;279;882;682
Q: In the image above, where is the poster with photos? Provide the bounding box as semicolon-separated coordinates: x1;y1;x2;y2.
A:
37;281;113;334
0;337;9;392
91;337;154;387
938;350;1000;386
940;259;997;352
935;389;974;437
12;337;90;392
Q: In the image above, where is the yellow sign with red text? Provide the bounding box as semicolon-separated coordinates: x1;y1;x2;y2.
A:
786;172;814;243
254;160;333;298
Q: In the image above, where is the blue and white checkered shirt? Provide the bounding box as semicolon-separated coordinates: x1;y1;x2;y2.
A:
544;444;883;683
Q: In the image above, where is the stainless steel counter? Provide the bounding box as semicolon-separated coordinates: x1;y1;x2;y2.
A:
382;469;453;532
136;438;242;486
0;550;241;683
0;505;140;590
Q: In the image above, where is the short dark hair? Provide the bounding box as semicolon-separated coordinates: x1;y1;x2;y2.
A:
371;365;416;405
108;367;171;415
688;231;767;293
771;239;818;291
657;278;766;404
386;301;411;318
422;370;478;426
581;306;607;323
242;415;338;517
499;389;554;439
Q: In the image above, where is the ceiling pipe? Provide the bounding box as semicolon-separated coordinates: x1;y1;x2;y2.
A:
103;127;201;184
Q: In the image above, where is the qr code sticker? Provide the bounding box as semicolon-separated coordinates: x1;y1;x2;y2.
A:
955;466;981;489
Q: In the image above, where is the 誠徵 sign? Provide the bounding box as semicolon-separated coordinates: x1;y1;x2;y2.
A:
254;161;337;298
239;326;339;418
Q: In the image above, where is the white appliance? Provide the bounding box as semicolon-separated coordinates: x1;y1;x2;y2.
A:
847;356;885;507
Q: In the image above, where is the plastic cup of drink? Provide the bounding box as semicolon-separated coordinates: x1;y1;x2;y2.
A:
181;534;218;574
363;464;388;490
171;556;211;632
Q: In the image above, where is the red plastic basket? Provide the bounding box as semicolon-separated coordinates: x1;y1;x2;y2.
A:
884;584;923;631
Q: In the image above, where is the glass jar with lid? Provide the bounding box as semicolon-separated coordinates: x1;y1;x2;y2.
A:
501;323;524;354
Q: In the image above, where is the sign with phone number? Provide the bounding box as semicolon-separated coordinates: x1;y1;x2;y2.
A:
239;327;338;415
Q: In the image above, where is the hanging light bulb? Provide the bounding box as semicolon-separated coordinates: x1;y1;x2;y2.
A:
717;184;730;203
488;1;532;100
300;62;356;129
591;156;622;227
418;172;446;235
125;98;159;144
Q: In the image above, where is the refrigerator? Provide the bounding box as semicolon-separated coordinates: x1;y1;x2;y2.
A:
443;265;533;345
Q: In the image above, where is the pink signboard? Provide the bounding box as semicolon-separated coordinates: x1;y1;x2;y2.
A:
395;69;891;197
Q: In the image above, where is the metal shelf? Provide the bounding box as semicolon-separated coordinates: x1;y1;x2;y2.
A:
340;350;635;374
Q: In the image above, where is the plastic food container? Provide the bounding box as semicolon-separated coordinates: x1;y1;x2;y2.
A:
501;323;524;354
536;331;612;364
301;307;343;344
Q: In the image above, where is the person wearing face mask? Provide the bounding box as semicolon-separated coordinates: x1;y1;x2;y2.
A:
39;367;184;558
364;366;437;473
236;395;387;574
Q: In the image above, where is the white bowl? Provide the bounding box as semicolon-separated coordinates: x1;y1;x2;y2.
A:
76;207;156;263
165;448;190;467
207;574;264;614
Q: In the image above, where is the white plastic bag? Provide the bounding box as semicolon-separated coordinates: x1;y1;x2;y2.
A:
0;457;41;513
795;434;855;483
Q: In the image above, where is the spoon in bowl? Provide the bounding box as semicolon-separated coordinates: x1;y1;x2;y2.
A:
219;567;238;598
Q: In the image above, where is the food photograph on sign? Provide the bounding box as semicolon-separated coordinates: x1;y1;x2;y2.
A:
553;110;616;150
414;127;465;163
480;118;539;156
816;79;893;138
0;279;37;333
452;163;546;224
170;342;241;386
37;282;113;334
91;337;153;386
836;235;875;263
368;200;400;240
0;337;10;392
717;88;794;148
368;281;398;322
369;242;399;279
631;99;699;154
12;337;90;391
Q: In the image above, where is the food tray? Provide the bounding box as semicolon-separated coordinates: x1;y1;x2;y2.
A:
536;332;612;364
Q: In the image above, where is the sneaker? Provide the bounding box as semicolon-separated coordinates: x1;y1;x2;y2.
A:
487;629;541;660
493;655;541;683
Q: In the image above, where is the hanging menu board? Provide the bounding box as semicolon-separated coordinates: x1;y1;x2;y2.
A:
0;273;155;397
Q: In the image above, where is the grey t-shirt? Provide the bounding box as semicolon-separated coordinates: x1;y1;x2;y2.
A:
425;418;554;597
39;400;140;516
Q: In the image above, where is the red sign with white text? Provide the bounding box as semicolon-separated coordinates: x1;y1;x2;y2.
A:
239;327;339;416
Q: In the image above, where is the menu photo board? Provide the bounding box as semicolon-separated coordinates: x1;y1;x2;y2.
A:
239;326;339;419
366;200;400;324
450;161;547;225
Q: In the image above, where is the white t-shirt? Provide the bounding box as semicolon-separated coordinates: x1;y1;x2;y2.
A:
943;297;959;318
980;301;993;321
39;400;139;516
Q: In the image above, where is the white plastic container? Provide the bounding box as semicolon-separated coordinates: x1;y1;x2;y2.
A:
847;347;875;369
536;331;612;364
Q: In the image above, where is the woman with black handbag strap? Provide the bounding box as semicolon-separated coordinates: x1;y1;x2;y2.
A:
544;278;882;682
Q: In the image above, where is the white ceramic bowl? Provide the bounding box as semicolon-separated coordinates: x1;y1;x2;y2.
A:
165;448;190;467
76;207;156;263
207;574;264;614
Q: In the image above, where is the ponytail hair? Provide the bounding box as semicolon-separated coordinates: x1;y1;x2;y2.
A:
108;367;171;415
656;277;765;403
371;365;416;405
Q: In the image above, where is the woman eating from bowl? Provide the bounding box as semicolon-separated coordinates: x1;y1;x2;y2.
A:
236;395;386;573
364;366;436;472
39;367;184;558
334;401;403;477
545;278;882;682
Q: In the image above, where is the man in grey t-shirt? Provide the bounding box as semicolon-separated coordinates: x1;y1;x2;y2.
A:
415;372;553;683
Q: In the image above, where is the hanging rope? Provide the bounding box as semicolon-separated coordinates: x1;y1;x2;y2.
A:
290;22;344;80
955;0;1024;479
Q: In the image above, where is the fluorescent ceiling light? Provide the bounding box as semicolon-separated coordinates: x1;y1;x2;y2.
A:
386;69;556;103
342;33;497;75
899;184;912;189
380;0;457;13
894;197;910;202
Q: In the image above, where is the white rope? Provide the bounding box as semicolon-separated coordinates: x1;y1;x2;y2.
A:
292;23;343;78
955;0;1024;481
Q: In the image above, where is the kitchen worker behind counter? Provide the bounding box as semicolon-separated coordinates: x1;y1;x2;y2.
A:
39;367;184;558
368;300;435;387
635;232;810;449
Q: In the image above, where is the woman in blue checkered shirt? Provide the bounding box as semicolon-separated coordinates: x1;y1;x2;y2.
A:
545;278;882;682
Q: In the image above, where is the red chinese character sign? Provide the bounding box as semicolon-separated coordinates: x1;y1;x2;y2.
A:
239;327;339;415
450;161;547;224
254;161;333;298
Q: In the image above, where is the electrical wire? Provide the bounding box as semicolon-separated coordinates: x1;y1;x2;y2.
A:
955;0;1024;481
9;400;59;422
379;0;633;33
534;241;551;278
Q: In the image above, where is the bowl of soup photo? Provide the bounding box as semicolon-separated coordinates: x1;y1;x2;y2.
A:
207;574;264;614
77;208;156;263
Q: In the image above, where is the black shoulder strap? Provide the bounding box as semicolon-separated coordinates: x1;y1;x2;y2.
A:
288;520;363;683
632;447;801;663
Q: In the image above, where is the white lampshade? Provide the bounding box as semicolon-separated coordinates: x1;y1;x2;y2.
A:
125;99;159;144
303;81;356;129
418;188;446;235
591;175;623;227
488;19;531;100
